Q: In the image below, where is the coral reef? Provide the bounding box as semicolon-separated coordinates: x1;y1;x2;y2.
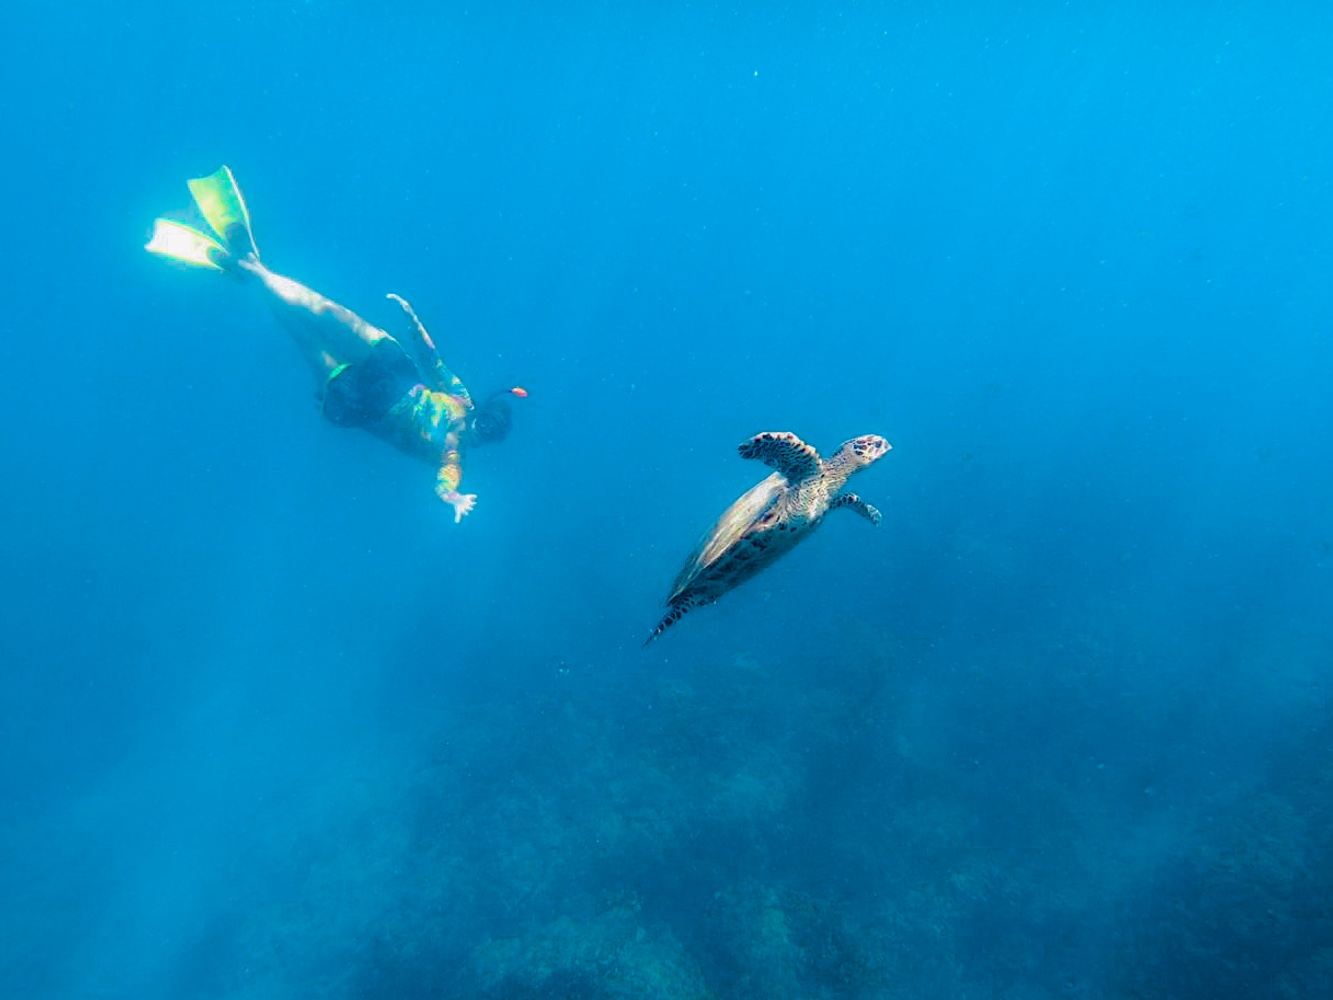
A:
194;621;1333;998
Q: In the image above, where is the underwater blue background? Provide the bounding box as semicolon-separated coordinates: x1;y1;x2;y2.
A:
2;2;1332;996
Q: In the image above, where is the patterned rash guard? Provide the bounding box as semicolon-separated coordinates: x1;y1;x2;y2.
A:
374;384;472;497
361;294;476;500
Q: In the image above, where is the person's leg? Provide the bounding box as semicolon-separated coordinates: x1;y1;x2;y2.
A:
147;166;400;386
236;257;391;381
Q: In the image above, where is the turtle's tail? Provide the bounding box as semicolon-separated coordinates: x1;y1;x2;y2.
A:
644;600;697;646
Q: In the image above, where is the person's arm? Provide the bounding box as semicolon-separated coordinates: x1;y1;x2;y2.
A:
434;429;477;523
386;293;473;407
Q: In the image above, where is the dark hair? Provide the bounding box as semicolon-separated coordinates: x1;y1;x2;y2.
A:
469;391;513;445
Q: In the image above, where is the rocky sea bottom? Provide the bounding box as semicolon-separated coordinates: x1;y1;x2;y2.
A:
103;620;1333;999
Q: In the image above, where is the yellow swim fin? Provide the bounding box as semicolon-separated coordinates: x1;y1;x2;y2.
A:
187;165;258;259
144;218;226;271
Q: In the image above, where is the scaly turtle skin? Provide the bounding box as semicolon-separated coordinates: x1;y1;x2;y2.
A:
647;431;890;643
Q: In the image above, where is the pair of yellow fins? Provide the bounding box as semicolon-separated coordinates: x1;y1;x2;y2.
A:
145;165;258;271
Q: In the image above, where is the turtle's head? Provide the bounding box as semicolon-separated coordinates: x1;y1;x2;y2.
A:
838;434;891;469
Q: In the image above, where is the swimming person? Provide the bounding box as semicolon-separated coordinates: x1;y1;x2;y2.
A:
146;166;524;523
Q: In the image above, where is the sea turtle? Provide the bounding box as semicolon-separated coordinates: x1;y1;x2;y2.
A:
646;431;891;643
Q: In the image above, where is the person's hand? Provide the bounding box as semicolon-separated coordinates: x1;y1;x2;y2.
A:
439;490;477;523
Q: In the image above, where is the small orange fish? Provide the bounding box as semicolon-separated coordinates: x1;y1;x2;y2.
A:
510;386;529;398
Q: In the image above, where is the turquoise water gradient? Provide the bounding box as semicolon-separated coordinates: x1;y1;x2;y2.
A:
1;3;1330;996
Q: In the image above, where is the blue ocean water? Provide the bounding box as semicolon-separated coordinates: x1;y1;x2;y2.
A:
2;2;1331;996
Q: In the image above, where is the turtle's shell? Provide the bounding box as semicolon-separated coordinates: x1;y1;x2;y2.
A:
668;472;786;603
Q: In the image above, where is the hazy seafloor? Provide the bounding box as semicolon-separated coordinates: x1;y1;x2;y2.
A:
3;2;1333;998
7;590;1332;998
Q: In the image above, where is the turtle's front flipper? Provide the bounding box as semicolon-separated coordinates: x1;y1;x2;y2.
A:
830;492;882;525
738;431;821;483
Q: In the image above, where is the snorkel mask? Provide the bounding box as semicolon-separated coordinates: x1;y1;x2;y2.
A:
469;386;528;444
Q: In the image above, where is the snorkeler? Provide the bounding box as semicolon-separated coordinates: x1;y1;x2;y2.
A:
146;166;524;523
